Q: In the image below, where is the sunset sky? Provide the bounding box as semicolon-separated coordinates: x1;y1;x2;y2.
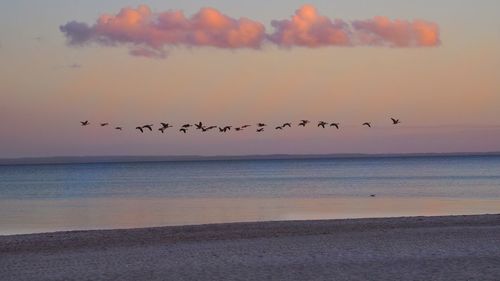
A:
1;0;499;158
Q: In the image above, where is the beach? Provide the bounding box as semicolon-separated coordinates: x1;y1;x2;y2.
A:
2;214;500;281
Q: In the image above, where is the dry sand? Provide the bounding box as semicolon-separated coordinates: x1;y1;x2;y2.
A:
1;214;500;281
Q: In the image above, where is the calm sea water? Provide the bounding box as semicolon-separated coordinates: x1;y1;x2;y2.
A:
2;156;500;199
1;156;500;234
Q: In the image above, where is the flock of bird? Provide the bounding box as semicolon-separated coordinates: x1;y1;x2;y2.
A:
79;118;401;133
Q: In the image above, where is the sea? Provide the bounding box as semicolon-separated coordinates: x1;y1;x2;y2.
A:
1;155;500;235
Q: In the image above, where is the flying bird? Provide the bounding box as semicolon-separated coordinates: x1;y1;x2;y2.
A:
298;120;310;127
235;127;242;131
219;126;231;133
115;127;123;131
180;128;187;133
318;121;328;128
330;123;339;129
160;122;172;129
241;125;252;128
391;118;401;125
275;126;283;130
100;123;109;127
282;123;291;128
181;124;192;128
80;121;89;126
257;128;264;132
136;126;144;133
257;123;266;127
363;122;372;128
195;122;204;129
142;124;153;131
206;126;217;130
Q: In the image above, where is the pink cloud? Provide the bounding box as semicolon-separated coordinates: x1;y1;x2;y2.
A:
268;5;351;47
352;16;440;47
60;5;266;58
60;5;441;58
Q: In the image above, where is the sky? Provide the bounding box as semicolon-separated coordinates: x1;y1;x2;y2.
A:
1;0;499;158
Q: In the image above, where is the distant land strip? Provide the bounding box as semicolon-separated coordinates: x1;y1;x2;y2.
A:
1;152;500;166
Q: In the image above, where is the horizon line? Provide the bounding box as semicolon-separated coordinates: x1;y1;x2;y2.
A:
2;151;500;166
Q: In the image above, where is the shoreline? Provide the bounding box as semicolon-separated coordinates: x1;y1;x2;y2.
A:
3;197;500;236
2;214;500;280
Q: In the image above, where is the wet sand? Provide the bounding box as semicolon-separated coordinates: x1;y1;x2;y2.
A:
1;214;500;281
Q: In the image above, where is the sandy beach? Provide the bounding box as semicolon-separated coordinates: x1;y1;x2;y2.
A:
1;214;500;281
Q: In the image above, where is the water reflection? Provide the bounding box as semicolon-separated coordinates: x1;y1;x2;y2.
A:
2;197;500;235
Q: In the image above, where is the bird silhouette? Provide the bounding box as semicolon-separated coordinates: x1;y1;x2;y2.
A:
241;125;252;128
100;123;109;127
136;126;144;133
160;122;172;129
180;128;187;133
257;128;264;132
282;123;291;128
115;127;123;131
80;121;90;126
257;123;266;127
206;126;217;130
181;124;192;128
275;126;283;130
391;118;401;125
219;126;231;133
298;120;310;127
195;122;204;129
362;122;372;128
235;127;242;131
318;121;328;128
142;124;153;131
330;123;340;129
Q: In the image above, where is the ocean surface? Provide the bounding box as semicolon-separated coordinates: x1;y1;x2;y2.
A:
1;156;500;235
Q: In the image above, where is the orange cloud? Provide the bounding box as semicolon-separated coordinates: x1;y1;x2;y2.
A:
352;17;440;47
59;5;441;58
60;5;265;54
268;5;351;47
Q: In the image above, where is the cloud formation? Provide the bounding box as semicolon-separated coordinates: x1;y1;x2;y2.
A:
269;5;351;47
60;5;440;58
60;5;265;53
352;16;440;47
